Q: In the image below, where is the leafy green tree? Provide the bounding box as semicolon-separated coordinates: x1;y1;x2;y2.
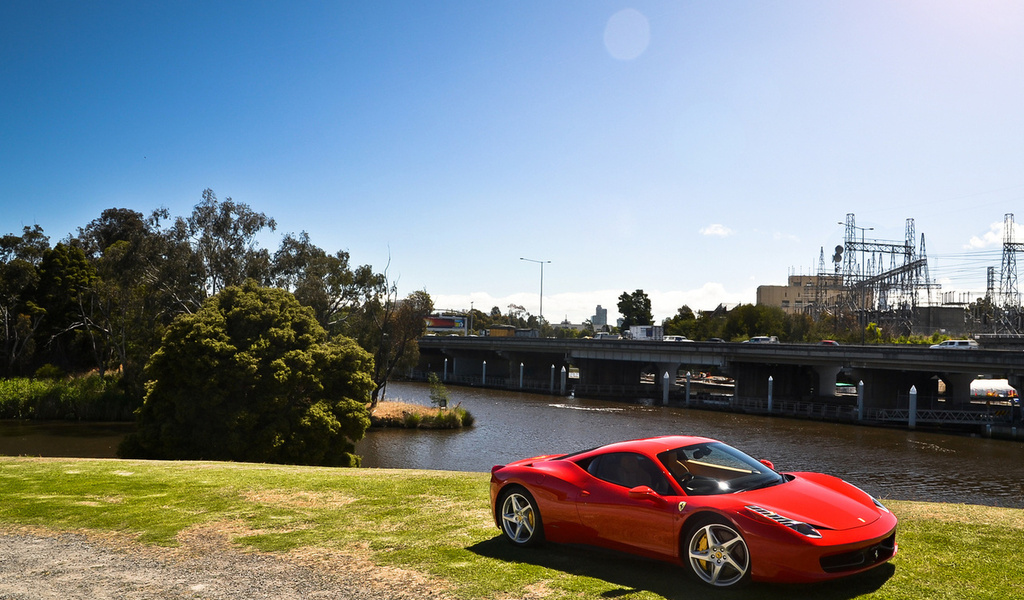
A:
721;304;788;341
467;307;489;334
75;208;156;260
0;225;49;376
169;189;277;299
428;372;450;408
346;281;433;408
120;281;373;467
271;231;382;333
662;305;697;338
35;243;99;372
76;208;175;392
617;289;653;331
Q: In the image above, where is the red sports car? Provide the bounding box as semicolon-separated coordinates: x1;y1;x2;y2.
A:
489;435;897;588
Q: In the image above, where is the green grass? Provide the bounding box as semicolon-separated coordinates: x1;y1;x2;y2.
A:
0;457;1021;599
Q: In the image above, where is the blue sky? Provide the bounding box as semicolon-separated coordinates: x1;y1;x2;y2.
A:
4;1;1024;323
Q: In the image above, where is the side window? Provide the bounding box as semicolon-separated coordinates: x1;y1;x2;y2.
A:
587;452;673;495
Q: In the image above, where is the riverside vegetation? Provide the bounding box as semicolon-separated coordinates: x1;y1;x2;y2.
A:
0;371;133;421
0;457;1020;600
368;373;475;429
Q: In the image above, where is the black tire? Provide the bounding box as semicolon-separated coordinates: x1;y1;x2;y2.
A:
497;486;544;547
683;515;751;588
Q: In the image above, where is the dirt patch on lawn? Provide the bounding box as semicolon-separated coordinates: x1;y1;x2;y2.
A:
0;523;452;600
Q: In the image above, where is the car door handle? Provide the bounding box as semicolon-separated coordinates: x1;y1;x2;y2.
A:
580;490;590;497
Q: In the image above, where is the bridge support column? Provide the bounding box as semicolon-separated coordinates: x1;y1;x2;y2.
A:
576;358;642;387
941;372;975;407
732;363;809;400
855;369;938;411
815;365;842;398
656;362;682;392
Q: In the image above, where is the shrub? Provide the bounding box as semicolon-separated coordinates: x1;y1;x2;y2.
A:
426;403;474;429
34;364;64;380
0;373;133;421
403;412;423;428
119;281;374;467
428;372;450;408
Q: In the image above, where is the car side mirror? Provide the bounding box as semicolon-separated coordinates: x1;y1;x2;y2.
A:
628;485;662;501
760;459;776;471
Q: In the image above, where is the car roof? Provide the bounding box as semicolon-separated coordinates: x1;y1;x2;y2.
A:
589;435;719;456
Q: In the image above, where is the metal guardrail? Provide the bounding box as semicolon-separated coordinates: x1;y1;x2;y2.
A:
872;408;1013;424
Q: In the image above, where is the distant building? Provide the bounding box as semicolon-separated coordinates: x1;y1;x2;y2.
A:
592;305;608;327
756;275;841;314
554;318;586;332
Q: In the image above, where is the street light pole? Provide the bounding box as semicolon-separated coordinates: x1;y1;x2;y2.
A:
520;257;551;324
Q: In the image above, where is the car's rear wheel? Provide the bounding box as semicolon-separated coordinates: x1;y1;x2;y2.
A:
684;516;750;587
498;486;544;546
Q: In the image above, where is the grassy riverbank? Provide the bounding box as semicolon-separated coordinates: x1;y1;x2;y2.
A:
370;400;475;429
0;457;1020;600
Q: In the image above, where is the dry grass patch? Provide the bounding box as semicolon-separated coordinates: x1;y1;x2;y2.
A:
242;489;357;509
370;400;435;425
370;400;474;429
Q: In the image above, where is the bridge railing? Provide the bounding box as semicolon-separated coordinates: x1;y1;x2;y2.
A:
411;370;569;394
871;407;1014;424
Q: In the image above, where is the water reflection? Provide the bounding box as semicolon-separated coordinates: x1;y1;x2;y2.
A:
0;421;135;458
358;382;1024;508
1;381;1020;509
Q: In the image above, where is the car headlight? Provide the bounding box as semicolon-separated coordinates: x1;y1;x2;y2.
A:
745;505;822;538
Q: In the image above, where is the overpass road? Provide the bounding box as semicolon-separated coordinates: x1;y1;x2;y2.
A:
417;336;1024;414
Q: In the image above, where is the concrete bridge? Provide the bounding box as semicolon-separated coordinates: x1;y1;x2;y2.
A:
417;337;1024;420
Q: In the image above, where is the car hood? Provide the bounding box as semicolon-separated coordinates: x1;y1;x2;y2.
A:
737;473;883;531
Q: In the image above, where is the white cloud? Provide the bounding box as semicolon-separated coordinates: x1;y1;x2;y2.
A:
699;224;734;237
965;222;1004;249
965;220;1024;249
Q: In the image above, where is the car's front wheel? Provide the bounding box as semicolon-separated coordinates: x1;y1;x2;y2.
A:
498;486;544;546
684;516;750;587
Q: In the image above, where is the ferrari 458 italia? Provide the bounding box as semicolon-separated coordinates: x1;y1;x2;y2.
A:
489;435;897;587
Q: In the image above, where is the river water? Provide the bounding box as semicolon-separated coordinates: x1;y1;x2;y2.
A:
2;381;1021;508
358;382;1024;509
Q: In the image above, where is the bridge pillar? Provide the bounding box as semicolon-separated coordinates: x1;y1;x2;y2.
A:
656;362;682;391
575;358;642;387
732;363;812;400
854;370;901;410
815;365;842;398
854;369;940;410
940;372;975;407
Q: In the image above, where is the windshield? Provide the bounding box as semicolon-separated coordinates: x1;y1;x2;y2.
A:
658;442;784;495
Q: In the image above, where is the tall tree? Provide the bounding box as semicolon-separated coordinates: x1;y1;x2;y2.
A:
662;305;697;338
76;208;176;389
344;268;433;407
271;232;382;333
35;243;99;373
617;289;653;331
169;189;276;299
0;225;49;376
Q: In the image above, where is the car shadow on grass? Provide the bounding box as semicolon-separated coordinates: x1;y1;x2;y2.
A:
468;536;895;600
